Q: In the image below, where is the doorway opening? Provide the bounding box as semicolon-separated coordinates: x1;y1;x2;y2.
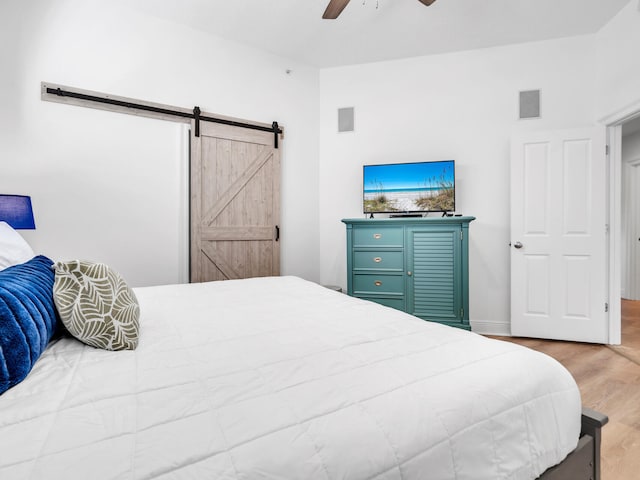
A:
618;116;640;355
607;109;640;347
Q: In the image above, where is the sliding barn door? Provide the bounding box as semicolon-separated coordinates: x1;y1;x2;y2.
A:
190;121;280;282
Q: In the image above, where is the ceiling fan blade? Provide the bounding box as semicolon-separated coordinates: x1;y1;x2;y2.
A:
323;0;351;19
418;0;437;5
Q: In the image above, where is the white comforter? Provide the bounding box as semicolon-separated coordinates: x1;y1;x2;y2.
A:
0;276;580;480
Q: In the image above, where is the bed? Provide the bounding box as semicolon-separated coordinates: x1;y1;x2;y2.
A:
0;268;606;479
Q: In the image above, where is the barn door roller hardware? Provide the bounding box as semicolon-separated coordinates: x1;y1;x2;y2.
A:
42;83;283;148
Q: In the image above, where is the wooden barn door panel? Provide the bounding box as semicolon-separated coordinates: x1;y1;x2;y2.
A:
191;121;280;283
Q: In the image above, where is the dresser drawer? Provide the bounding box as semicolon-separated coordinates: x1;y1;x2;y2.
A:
353;274;404;295
353;250;403;271
353;226;403;248
357;296;405;311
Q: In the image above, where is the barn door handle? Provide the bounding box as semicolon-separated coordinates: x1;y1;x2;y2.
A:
275;225;280;242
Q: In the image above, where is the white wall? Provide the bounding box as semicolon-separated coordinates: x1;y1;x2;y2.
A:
0;0;320;287
623;131;640;160
621;129;640;298
2;0;636;313
596;0;640;120
319;36;598;334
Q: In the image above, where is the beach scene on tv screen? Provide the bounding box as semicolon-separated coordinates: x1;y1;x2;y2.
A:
364;161;455;212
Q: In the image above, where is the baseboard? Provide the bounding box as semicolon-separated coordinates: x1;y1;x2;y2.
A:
470;319;511;337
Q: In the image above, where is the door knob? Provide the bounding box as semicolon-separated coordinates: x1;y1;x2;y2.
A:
513;241;523;249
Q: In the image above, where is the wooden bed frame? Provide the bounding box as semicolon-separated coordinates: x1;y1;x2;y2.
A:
538;408;608;480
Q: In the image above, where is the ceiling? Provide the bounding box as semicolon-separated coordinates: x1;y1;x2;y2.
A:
123;0;629;68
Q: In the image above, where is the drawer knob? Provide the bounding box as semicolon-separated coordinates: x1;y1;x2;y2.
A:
407;271;412;276
373;233;382;239
374;280;382;287
373;257;382;263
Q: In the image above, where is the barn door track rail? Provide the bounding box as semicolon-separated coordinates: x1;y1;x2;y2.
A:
41;82;283;148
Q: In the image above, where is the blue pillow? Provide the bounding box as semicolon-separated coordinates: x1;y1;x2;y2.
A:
0;255;59;395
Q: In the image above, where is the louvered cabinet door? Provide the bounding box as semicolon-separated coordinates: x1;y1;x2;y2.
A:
406;226;470;329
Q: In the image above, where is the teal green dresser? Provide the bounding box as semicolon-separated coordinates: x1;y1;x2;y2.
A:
342;217;475;330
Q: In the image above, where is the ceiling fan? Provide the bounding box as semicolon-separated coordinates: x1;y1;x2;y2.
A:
323;0;436;19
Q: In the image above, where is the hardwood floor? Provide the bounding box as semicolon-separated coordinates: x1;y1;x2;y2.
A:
489;300;640;480
609;299;640;364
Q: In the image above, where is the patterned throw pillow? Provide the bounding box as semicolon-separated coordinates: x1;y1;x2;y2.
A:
52;260;140;350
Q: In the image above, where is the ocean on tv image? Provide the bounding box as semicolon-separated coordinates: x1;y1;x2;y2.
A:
364;161;455;213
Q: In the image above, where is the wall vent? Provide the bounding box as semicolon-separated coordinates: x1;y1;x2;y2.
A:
338;107;355;132
519;90;541;119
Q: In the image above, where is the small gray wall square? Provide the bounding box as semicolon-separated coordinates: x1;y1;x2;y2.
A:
338;107;355;132
519;90;540;119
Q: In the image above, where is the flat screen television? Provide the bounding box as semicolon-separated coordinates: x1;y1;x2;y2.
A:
363;160;455;214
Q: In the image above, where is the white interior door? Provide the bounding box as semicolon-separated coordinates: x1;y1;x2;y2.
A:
510;128;609;343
